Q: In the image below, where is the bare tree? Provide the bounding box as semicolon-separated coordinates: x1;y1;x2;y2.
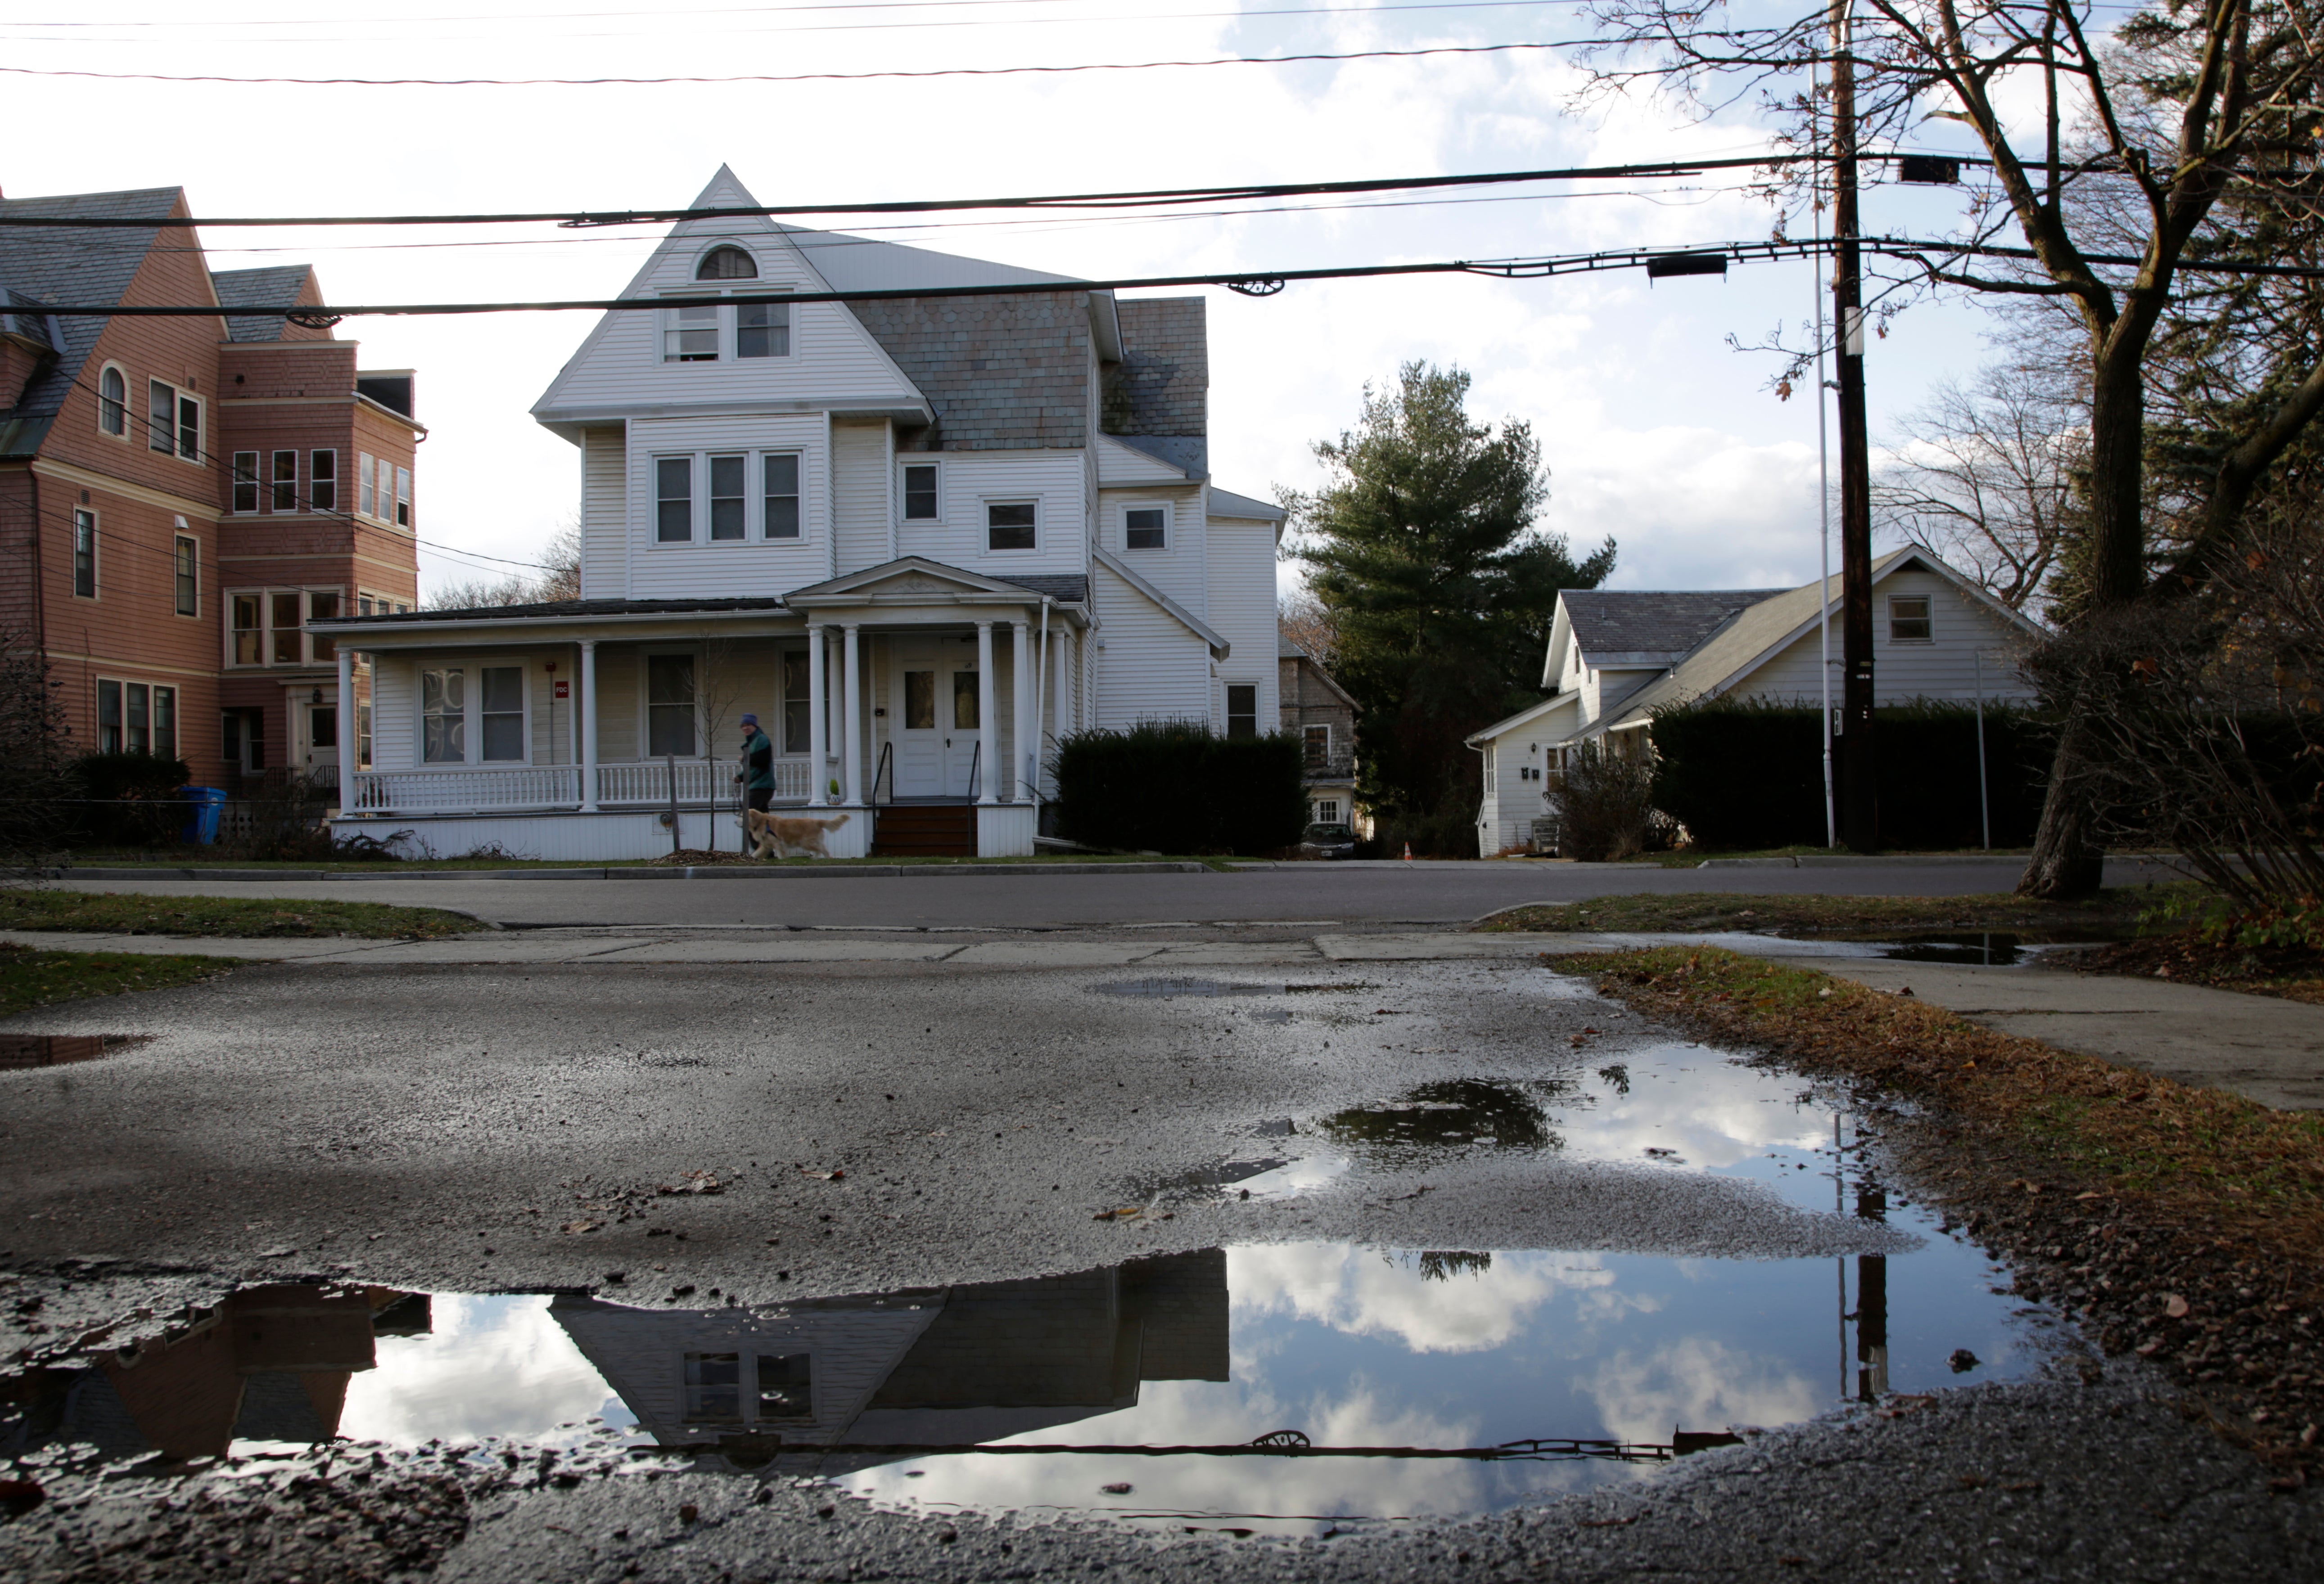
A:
1582;0;2324;896
1874;362;2084;612
1277;587;1343;669
424;519;582;611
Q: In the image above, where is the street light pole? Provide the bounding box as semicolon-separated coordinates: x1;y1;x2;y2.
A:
1831;0;1878;852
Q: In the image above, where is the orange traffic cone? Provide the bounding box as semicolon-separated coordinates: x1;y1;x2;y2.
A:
1402;842;1413;862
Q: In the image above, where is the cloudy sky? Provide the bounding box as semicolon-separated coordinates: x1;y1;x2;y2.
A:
4;0;2010;598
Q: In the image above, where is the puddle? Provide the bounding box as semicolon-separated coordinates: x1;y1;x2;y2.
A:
4;1041;2067;1534
1872;932;2039;966
0;1035;147;1071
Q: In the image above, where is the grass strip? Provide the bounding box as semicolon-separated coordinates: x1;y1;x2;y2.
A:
0;889;485;940
0;943;230;1020
1480;887;2170;937
1559;945;2324;1475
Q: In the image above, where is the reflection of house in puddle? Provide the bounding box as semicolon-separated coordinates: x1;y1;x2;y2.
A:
551;1251;1226;1469
3;1285;426;1462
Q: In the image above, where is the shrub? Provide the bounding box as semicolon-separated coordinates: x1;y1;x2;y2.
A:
1053;722;1307;854
1549;742;1661;860
68;752;194;847
0;632;70;871
1647;697;2052;851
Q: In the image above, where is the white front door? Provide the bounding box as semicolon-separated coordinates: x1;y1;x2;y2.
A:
302;698;339;783
894;639;944;798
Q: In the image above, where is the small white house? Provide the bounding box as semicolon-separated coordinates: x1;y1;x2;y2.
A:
1465;548;2043;855
313;167;1284;860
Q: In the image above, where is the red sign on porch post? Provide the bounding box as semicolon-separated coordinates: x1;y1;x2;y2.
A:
555;681;570;699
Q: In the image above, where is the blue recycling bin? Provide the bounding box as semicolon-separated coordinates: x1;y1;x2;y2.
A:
179;786;226;846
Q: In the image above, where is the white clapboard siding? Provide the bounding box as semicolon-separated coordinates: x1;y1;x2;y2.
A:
892;450;1087;578
581;426;627;598
624;414;831;600
1735;570;2040;705
1095;483;1207;615
1092;560;1209;727
533;208;928;420
830;418;893;576
1204;512;1278;725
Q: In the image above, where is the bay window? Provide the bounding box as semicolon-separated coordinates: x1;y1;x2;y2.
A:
226;588;346;667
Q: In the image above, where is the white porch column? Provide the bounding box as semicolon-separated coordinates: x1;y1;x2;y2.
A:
334;647;355;813
975;620;997;806
578;639;599;810
841;622;863;804
807;623;829;806
1050;626;1071;792
1010;619;1030;801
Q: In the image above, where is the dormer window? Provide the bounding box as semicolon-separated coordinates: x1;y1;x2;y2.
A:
697;246;757;281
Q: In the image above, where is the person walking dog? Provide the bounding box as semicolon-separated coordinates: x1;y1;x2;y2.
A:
737;714;775;814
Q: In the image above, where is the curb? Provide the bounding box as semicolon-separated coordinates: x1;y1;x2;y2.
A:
46;861;1215;882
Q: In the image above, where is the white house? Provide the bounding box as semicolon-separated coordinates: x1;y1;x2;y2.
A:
1465;548;2043;855
313;168;1284;860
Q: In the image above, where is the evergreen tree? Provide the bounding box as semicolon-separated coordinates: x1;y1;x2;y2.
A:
1284;363;1615;850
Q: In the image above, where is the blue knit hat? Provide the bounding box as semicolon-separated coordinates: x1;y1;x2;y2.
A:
740;713;759;727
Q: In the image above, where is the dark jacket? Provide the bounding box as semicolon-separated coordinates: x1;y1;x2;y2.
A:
740;728;775;790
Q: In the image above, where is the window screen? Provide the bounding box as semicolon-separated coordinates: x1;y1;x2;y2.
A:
708;454;747;541
656;457;693;542
648;654;696;757
763;454;800;539
1125;507;1166;549
479;666;524;761
1226;684;1257;739
902;464;938;520
987;502;1035;551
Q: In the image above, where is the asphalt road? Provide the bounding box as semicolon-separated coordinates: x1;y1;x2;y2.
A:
45;855;2175;929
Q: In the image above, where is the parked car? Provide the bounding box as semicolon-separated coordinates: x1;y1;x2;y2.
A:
1299;822;1359;860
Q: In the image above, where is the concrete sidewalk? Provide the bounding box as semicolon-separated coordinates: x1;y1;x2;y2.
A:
1765;954;2324;1110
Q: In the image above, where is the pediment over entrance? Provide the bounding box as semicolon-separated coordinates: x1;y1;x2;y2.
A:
785;557;1086;614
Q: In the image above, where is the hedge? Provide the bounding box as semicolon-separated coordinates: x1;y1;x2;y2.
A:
1053;722;1309;854
1647;698;2052;850
67;752;194;846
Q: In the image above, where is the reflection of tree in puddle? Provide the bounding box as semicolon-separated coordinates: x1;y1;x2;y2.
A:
1416;1251;1493;1282
1318;1080;1574;1154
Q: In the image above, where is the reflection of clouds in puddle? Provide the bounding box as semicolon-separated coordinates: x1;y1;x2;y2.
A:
839;1380;1497;1526
1586;1336;1821;1446
1556;1047;1833;1173
340;1295;623;1447
1230;1243;1601;1355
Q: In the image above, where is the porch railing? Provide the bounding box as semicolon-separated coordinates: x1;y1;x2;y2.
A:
347;758;817;814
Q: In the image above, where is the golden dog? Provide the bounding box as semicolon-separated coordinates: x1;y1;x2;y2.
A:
744;808;851;860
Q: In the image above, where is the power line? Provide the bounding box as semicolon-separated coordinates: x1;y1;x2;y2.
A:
0;151;1984;229
18;233;2324;324
0;38;1580;88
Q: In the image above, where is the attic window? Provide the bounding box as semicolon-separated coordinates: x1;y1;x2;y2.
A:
697;247;758;281
1887;594;1933;644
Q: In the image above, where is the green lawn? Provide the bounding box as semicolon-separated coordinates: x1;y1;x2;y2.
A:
0;944;229;1019
0;888;486;939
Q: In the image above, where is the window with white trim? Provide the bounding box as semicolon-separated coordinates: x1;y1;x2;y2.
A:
311;449;337;512
231;451;260;513
662;298;720;363
98;365;127;436
1303;724;1330;768
94;680;175;757
1124;505;1166;550
72;509;96;598
271;449;298;511
763;453;800;538
737;297;790;358
358;452;377;517
1313;797;1342;825
986;500;1036;551
1888;593;1933;643
1225;683;1257;740
902;463;938;520
697;246;757;282
478;665;525;761
421;668;465;762
708;454;747;541
357;702;373;770
655;456;692;542
394;464;412;527
225;588;346;667
647;653;697;756
146;379;199;460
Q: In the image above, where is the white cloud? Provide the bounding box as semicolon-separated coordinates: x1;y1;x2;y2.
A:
339;1294;623;1447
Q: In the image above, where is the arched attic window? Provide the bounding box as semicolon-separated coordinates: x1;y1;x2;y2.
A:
696;246;758;281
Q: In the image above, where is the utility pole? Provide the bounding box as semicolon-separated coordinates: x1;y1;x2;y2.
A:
1831;0;1878;852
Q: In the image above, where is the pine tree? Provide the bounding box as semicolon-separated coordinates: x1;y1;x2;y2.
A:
1284;363;1615;850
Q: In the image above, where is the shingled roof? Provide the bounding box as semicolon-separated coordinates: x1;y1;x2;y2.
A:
1560;587;1787;665
0;186;190;453
212;264;320;343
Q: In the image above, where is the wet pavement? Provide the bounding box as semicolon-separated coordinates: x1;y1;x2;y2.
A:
3;949;2317;1577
